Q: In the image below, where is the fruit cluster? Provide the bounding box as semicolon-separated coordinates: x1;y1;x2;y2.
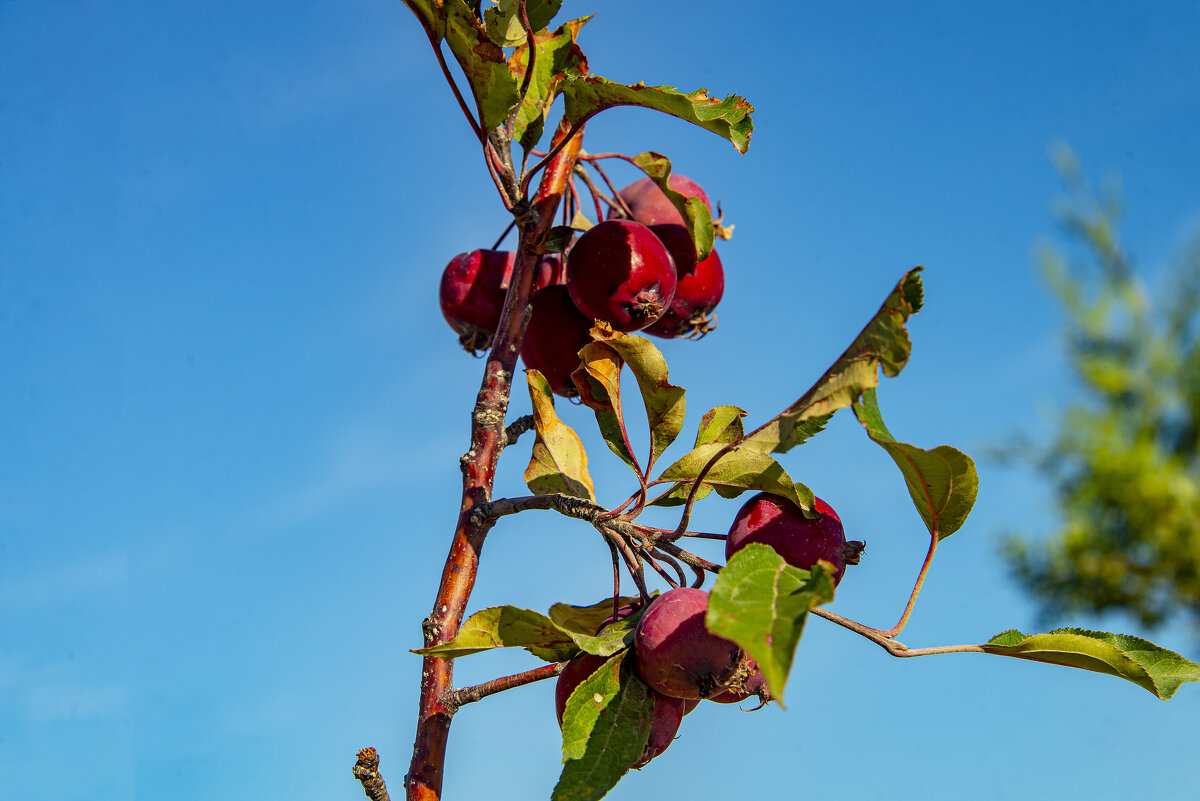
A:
439;174;726;396
556;492;863;767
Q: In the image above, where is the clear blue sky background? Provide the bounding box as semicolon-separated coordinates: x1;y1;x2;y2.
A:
3;2;1199;799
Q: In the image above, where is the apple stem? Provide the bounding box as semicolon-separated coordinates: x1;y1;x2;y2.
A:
810;607;986;658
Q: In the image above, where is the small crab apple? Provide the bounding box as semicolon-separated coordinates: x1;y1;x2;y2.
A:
634;587;749;700
440;250;565;353
439;249;516;352
554;653;687;769
614;174;712;228
644;224;725;339
521;284;593;398
725;493;865;586
566;219;677;332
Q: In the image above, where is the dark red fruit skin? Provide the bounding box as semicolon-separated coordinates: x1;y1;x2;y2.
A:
521;285;594;398
441;251;565;353
439;250;516;350
644;225;725;339
613;174;712;228
554;653;686;768
634;691;687;768
725;492;857;586
633;587;744;700
566;219;677;332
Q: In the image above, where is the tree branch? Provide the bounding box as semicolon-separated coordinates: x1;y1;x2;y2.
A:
500;414;536;449
406;117;584;801
447;663;565;708
354;747;393;801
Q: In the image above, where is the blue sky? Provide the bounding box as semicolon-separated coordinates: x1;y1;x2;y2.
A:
3;2;1199;799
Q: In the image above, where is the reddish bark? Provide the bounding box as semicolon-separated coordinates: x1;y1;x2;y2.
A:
405;119;585;801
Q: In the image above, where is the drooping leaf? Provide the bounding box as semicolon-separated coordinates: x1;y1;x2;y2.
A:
572;340;641;475
852;388;977;539
483;0;563;46
654;443;810;508
742;268;924;454
442;0;521;131
561;76;754;153
587;326;686;473
554;651;652;801
706;544;836;706
549;596;645;636
507;16;590;149
983;628;1200;700
525;370;596;501
631;152;715;260
412;605;579;662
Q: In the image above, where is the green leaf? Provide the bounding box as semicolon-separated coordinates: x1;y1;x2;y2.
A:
525;370;596;501
632;152;715;260
411;604;634;662
554;651;652;801
742;268;924;454
572;340;640;475
401;0;446;39
706;544;836;706
561;75;754;153
442;0;521;131
588;326;686;473
648;405;745;507
483;0;563;46
852;388;978;539
654;443;810;508
694;405;747;447
412;606;579;662
548;596;644;636
982;628;1200;700
507;16;590;149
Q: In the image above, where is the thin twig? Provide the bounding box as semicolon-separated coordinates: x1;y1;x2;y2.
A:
407;21;481;141
448;663;565;708
638;547;681;589
353;747;392;801
572;165;610;221
523;120;585;194
588;158;635;219
500;415;536;449
491;220;517;251
649;547;687;587
484;138;517;211
514;1;537;107
652;540;721;574
809;607;986;658
607;541;623;619
471;493;605;527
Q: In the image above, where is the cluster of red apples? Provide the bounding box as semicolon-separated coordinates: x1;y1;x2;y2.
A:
558;492;864;767
439;174;725;396
442;169;864;768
